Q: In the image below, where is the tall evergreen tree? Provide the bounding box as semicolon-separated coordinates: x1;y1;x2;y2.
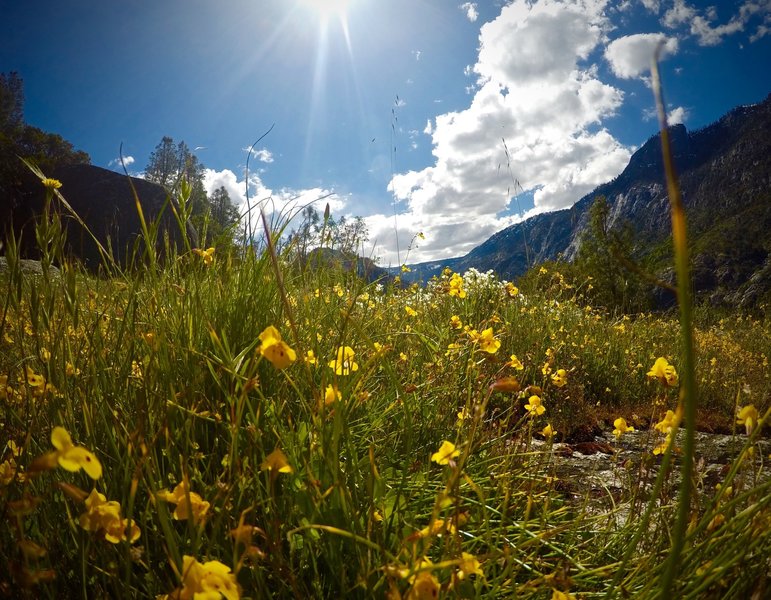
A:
145;136;208;218
575;195;649;312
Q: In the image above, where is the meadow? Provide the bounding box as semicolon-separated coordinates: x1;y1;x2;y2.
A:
1;172;769;599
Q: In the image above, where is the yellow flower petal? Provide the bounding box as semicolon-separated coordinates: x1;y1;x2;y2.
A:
59;446;103;479
51;426;73;451
431;440;460;465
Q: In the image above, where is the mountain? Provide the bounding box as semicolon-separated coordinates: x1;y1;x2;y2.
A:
403;93;771;307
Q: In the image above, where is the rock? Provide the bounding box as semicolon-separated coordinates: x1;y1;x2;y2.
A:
0;257;60;278
1;164;197;269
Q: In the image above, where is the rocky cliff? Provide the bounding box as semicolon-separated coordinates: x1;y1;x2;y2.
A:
404;94;771;307
2;163;197;269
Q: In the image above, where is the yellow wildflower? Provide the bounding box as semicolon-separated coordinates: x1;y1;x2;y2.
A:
324;384;341;406
405;305;418;317
170;555;240;600
477;327;500;354
504;282;519;297
79;489;141;544
261;448;293;474
157;481;210;524
457;552;484;580
445;342;462;356
647;357;678;387
42;178;62;190
258;326;297;370
524;395;545;417
653;436;674;456
654;408;682;435
51;426;102;479
450;315;463;329
193;246;215;265
329;346;359;375
542;424;556;438
305;350;318;365
65;361;80;377
507;354;524;370
26;367;45;388
0;460;16;485
406;570;440;600
613;417;635;439
431;440;460;465
551;369;568;388
448;273;467;298
736;404;760;435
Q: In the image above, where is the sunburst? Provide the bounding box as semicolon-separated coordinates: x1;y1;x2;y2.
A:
299;0;352;19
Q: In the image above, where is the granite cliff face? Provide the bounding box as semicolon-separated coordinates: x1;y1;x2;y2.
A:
404;94;771;307
2;163;197;269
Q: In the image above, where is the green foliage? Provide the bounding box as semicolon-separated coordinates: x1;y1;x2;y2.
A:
145;137;242;248
573;195;653;313
0;193;768;597
285;205;370;263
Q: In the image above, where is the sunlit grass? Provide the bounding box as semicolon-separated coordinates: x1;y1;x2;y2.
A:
1;165;769;597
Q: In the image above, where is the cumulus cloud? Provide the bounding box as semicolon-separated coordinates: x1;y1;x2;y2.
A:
254;148;274;163
661;0;695;27
108;155;135;169
459;2;479;22
662;0;771;46
375;0;632;265
604;33;678;79
667;105;688;125
203;168;346;236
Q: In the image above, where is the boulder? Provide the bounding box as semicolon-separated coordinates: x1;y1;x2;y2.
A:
1;163;197;269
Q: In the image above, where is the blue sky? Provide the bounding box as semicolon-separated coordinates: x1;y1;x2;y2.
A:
2;0;769;265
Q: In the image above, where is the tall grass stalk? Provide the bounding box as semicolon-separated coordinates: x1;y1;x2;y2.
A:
652;46;699;598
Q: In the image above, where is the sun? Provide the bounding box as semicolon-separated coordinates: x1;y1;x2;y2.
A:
299;0;352;18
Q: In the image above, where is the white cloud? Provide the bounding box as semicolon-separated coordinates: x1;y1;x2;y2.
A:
667;105;688;125
662;0;771;46
662;0;695;27
254;148;273;163
604;33;678;79
203;168;346;236
749;23;769;41
690;14;744;46
376;0;632;265
459;2;479;22
108;155;135;169
642;0;660;12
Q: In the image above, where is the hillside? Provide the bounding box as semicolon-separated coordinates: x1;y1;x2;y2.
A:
403;94;771;307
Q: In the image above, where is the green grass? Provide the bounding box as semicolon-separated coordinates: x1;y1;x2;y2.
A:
1;160;770;598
